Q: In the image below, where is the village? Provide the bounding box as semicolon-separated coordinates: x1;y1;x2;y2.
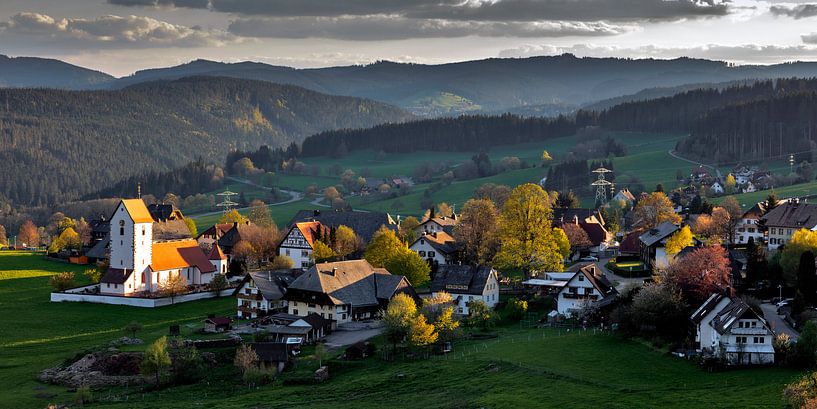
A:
3;158;817;408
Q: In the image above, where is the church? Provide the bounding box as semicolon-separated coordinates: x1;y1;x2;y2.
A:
100;199;227;296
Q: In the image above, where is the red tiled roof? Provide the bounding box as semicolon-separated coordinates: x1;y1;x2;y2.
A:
208;244;226;260
295;221;326;247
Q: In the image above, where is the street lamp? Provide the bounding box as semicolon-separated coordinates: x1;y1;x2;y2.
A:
778;284;783;302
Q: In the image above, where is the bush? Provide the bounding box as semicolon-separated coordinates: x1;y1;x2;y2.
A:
504;298;528;321
243;367;275;386
75;385;92;405
49;271;75;292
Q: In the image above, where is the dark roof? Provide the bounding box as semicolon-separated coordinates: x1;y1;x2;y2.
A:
619;230;643;253
761;201;817;229
301;312;333;329
204;317;231;326
411;231;461;254
100;268;133;284
710;298;766;335
90;217;109;234
579;222;607;246
552;208;605;227
430;265;496;296
638;221;679;247
85;233;109;259
147;203;183;222
289;209;396;242
251;343;291;362
690;293;725;324
286;260;411;306
152;219;193;241
577;264;618;298
238;271;298;301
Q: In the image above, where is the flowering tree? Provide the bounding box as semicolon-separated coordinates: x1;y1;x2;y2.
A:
662;245;731;304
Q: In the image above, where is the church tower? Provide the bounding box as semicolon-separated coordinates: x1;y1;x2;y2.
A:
109;199;154;284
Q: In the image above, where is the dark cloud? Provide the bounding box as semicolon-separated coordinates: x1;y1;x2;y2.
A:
228;16;634;40
770;4;817;19
0;12;238;48
108;0;729;22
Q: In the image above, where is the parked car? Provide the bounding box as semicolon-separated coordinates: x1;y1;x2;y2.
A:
581;256;599;262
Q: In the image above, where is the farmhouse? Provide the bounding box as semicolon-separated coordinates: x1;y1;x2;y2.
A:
611;188;636;206
555;264;618;316
235;270;299;319
409;231;461;269
284;259;416;324
691;293;775;365
196;221;252;258
100;199;227;296
430;265;499;315
734;203;766;245
289;209;397;243
761;199;817;249
278;221;329;268
414;215;459;236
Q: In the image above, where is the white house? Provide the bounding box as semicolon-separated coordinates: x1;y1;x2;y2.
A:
611;188;636;206
430;265;500;315
711;181;724;194
691;293;775;365
735;203;765;245
761;200;817;250
414;215;458;236
555;264;618;316
235;271;298;319
284;260;416;324
278;221;328;268
409;231;460;268
638;221;680;270
740;182;757;193
100;199;224;296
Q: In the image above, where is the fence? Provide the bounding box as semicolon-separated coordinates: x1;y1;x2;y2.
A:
50;287;235;307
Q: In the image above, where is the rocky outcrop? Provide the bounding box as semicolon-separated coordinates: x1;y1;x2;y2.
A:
39;352;144;388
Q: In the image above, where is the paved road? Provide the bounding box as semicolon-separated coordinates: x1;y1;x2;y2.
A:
668;149;722;180
323;328;383;350
760;303;798;341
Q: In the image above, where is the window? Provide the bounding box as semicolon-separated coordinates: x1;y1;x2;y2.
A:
428;251;435;258
418;251;426;257
342;314;347;320
308;303;316;308
245;288;252;295
754;336;764;344
788;229;793;235
293;309;299;315
736;336;747;344
578;274;584;281
302;250;309;257
285;249;291;256
771;228;776;234
142;226;145;235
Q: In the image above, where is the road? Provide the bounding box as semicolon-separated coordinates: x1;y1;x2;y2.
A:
187;177;303;219
668;149;723;180
760;303;799;341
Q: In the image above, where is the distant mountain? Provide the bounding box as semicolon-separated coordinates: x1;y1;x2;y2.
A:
108;55;817;116
0;76;411;207
581;80;760;112
0;54;114;89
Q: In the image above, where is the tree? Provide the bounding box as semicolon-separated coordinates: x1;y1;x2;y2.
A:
0;224;6;248
312;240;337;263
629;282;688;339
561;223;592;253
234;344;259;377
183;218;198;237
314;343;329;367
333;225;362;259
796;321;817;367
247;200;274;228
780;229;817;286
324;186;341;202
219;209;248;224
724;174;737;193
84;268;102;283
552;227;571;260
270;255;294;270
158;273;188;304
385;250;431;287
798;251;817;306
399;216;421;243
75;217;92;245
493;184;563;277
58;227;81;250
49;272;75;292
18;220;40;247
364;227;406;268
232;157;256;176
665;225;693;257
505;298;529;321
716;196;743;244
168;338;204;384
436;202;454;218
763;192;780;215
466;300;496;330
409;314;438;348
240;225;281;265
142;336;172;385
632;192;680;229
453;199;499;264
434;306;460;343
556;191;581;208
541;150;553;162
123;321;143;338
383;293;417;350
210;273;228;295
662;245;731;304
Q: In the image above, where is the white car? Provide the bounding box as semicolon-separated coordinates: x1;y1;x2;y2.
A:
581;256;599;262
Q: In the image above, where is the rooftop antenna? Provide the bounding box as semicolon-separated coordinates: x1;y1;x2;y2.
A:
216;190;239;213
591;167;613;206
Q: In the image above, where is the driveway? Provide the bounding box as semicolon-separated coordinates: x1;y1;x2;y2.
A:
597;258;646;291
323;321;384;350
760;303;798;341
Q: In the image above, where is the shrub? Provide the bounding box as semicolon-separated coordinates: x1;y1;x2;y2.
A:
49;272;75;292
504;298;528;321
75;385;92;405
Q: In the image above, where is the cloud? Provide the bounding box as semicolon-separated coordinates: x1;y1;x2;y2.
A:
0;12;238;47
770;3;817;18
108;0;730;21
498;43;817;64
228;16;636;40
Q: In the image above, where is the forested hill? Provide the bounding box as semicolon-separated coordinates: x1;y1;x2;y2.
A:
0;54;113;89
0;76;411;207
108;55;817;115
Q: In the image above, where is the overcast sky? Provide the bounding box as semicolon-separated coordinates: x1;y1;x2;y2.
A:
1;0;817;76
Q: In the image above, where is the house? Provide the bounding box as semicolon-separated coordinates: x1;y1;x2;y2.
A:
235;270;299;319
611;188;636;206
711;181;724;194
289;209;397;243
735;203;765;245
619;230;643;256
761;199;817;249
278;221;329;268
284;259;417;324
261;312;334;343
740;182;757;193
691;293;775;365
204;316;231;332
251;342;298;373
732;165;756;185
409;231;461;270
414;215;459;236
555;263;618;316
99;199;226;296
552;208;611;255
690;166;713;183
196;221;252;258
430;265;499;315
638;221;680;270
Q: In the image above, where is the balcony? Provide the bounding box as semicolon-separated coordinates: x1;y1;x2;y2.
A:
730;327;770;335
237;293;262;301
562;293;599;300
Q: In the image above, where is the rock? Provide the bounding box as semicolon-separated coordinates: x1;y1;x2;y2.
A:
38;352;145;388
314;366;329;383
109;336;143;346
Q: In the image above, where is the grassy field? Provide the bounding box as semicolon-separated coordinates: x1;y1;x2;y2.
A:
715;181;817;208
189;198;319;229
0;251;803;408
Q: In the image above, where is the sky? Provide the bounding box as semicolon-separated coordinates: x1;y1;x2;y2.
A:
1;0;817;77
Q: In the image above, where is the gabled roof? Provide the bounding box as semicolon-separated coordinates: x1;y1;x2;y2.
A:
239;271;297;301
120;199;153;223
638;221;679;247
251;343;291;362
411;231;461;255
710;297;769;335
575;264;618;298
153;219;193;241
552;208;605;227
578;222;608;246
287;260;411;307
430;265;496;296
613;189;636;202
619;229;644;253
151;239;215;273
100;268;133;284
289;209;396;242
208;244;227;260
420;216;459;228
85;233;109;259
690;293;726;324
147;203;184;222
291;221;326;247
761;201;817;229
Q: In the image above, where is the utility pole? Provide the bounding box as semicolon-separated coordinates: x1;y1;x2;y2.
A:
790;154;795;175
591;167;613;207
